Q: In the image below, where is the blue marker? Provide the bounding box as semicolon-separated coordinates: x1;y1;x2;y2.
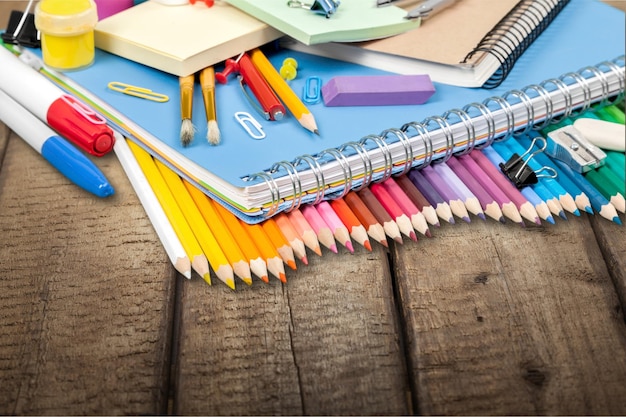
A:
0;89;113;198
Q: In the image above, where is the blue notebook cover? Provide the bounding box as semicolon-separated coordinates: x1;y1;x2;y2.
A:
29;0;625;222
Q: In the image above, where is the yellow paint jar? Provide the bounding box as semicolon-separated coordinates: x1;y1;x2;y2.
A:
35;0;98;71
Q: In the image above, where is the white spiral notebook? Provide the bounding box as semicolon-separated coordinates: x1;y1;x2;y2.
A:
13;0;625;223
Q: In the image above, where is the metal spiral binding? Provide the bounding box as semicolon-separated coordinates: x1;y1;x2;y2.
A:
270;160;303;212
462;0;570;89
246;56;624;220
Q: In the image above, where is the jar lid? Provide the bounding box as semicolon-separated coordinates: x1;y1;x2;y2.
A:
35;0;98;35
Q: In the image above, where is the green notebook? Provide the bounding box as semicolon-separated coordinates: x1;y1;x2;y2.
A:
223;0;420;45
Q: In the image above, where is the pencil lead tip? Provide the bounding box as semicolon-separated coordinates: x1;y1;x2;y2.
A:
345;241;354;253
585;206;594;214
260;275;269;284
287;260;297;270
409;231;417;242
559;211;568;220
364;240;372;251
202;273;212;286
314;129;320;135
243;277;253;286
207;119;221;145
279;273;287;283
478;213;486;221
613;216;622;225
424;229;432;238
393;236;403;244
180;118;196;146
301;255;309;265
379;238;389;248
226;278;236;290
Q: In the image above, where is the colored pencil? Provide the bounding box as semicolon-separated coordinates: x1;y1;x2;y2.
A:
407;169;455;224
261;217;298;270
115;136;191;279
585;167;625;213
456;154;525;225
477;147;543;225
370;182;417;242
274;212;309;265
249;48;319;134
420;165;471;223
199;66;220;145
286;208;323;257
446;156;505;223
357;188;403;244
127;141;211;284
240;219;287;283
330;197;372;251
301;204;338;253
155;159;236;289
553;159;622;224
381;177;431;237
605;151;625;183
433;161;485;220
343;191;388;248
211;201;269;283
315;201;354;252
394;174;440;227
183;180;252;285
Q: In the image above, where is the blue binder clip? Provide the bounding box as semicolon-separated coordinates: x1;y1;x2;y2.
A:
287;0;340;18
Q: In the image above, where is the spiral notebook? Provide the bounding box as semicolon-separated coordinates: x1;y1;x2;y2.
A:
283;0;570;88
22;0;625;223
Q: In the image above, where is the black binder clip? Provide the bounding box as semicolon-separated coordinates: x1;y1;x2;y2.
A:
287;0;340;18
1;9;40;48
499;136;556;189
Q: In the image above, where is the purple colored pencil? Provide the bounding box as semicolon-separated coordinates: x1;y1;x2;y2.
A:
446;156;505;223
432;161;485;220
407;169;455;224
420;165;471;223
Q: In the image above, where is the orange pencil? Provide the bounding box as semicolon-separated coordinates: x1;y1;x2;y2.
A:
239;219;287;283
184;180;252;285
329;197;372;251
261;217;297;270
287;208;322;256
343;191;388;248
274;212;308;265
212;200;269;283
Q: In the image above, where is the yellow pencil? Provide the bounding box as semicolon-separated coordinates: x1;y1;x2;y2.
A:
183;180;252;285
154;159;235;289
127;141;211;285
179;73;196;146
199;66;220;145
249;48;319;134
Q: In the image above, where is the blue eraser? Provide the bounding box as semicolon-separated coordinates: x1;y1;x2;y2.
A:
321;74;435;106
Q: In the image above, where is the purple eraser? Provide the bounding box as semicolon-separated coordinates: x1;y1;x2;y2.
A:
321;74;435;107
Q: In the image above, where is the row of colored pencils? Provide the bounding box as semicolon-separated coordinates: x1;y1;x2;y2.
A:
115;105;625;289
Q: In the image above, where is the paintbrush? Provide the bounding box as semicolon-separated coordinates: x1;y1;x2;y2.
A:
179;73;196;146
199;66;220;145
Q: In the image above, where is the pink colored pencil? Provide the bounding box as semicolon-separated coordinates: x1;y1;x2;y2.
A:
274;212;308;265
301;204;338;253
315;201;354;253
286;208;322;257
381;177;431;237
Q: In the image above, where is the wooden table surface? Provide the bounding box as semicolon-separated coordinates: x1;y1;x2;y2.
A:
1;2;626;415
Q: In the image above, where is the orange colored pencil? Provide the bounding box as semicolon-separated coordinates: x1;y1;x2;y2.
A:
274;212;308;265
183;180;252;286
343;191;388;248
261;217;297;270
329;197;372;251
286;208;322;256
211;200;269;283
239;220;287;283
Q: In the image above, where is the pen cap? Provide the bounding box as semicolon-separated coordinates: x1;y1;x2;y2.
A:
35;0;98;71
48;98;115;157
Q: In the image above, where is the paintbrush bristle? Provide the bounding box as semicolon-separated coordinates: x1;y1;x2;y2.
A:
180;118;196;147
207;119;221;146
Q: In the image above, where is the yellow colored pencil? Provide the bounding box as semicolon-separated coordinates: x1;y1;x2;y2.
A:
183;180;252;285
211;200;269;283
249;48;319;134
127;141;211;285
261;217;297;270
154;159;235;289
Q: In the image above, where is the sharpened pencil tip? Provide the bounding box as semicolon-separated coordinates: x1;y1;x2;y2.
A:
207;119;221;145
364;240;372;251
345;240;354;253
243;277;253;286
260;275;269;284
379;238;389;248
585;206;594;214
287;260;297;270
613;216;622;225
202;273;212;286
314;129;320;135
546;216;556;225
393;236;403;244
180;118;196;146
424;229;432;238
301;255;309;265
279;273;287;283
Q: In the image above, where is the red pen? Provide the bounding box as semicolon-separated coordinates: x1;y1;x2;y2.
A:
0;46;115;157
237;52;285;121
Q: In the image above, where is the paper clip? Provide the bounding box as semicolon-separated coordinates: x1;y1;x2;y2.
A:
545;125;606;173
60;94;107;125
235;111;266;140
287;0;340;18
499;136;557;189
107;81;169;103
303;76;322;104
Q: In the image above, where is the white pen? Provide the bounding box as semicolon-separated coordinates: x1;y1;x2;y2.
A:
405;0;459;19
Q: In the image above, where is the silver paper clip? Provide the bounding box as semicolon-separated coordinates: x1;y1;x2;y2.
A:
545;125;606;173
235;111;266;140
287;0;340;18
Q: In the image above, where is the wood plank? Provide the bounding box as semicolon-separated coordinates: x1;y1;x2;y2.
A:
174;244;412;415
0;125;176;414
393;216;626;415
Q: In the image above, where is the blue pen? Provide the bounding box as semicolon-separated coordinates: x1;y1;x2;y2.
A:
0;89;114;198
